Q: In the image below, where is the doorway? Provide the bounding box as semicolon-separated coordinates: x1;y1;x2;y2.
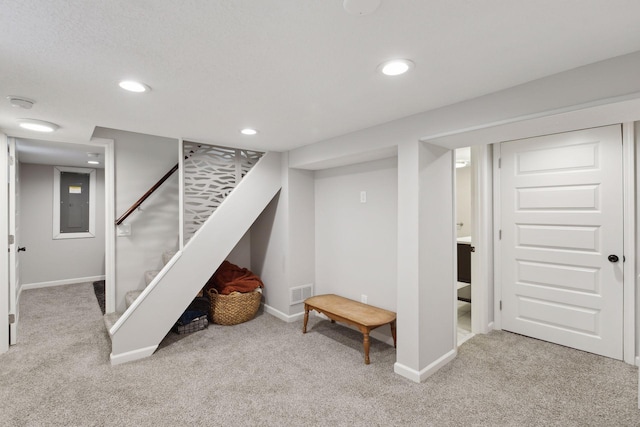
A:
6;137;113;346
455;147;473;344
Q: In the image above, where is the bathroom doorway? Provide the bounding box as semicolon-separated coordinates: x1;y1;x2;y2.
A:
455;147;473;344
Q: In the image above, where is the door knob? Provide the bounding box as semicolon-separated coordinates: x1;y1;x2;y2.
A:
17;247;26;252
608;254;619;263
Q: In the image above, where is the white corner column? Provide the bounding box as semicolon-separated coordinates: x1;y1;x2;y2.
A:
394;140;457;382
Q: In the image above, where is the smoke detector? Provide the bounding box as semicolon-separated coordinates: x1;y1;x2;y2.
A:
343;0;381;16
7;96;35;109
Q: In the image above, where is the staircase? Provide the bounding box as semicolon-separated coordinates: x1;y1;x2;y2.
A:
105;150;282;365
103;251;175;331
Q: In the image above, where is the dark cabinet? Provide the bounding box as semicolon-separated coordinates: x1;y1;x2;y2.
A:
457;242;471;302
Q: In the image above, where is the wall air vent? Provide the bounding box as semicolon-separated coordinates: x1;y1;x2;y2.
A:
290;284;313;305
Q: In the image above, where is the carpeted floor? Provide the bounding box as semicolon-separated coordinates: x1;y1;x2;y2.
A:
92;280;105;314
1;282;639;426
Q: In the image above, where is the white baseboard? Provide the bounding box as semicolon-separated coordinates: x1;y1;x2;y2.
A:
110;345;158;366
22;275;105;291
263;303;305;323
635;356;640;367
394;348;457;383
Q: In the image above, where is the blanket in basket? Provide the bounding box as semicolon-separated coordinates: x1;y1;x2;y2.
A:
205;260;264;295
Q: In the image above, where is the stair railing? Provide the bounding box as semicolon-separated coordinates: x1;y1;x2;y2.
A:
115;144;202;226
115;163;178;225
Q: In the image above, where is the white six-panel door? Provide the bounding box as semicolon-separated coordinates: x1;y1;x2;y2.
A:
500;125;623;360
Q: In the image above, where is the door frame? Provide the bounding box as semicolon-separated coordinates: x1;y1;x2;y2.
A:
4;136;115;318
1;132;9;354
470;144;494;334
492;123;636;364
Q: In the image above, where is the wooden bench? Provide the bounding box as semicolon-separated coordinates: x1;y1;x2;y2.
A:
303;294;397;364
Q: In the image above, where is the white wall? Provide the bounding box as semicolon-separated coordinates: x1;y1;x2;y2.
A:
251;192;288;313
315;157;397;340
20;163;105;285
456;165;471;238
93;128;179;312
251;153;316;318
226;231;251;268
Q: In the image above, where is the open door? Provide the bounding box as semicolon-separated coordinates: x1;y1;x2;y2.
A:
8;138;20;345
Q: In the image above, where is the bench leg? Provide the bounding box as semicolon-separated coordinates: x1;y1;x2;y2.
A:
390;320;397;348
363;331;370;365
303;305;309;333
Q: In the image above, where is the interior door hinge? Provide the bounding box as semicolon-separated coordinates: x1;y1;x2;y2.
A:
498;158;501;168
499;230;502;240
9;314;15;324
499;301;502;311
8;235;14;245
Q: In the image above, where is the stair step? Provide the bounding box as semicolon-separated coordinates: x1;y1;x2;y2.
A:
163;251;177;265
103;312;123;335
145;270;160;285
125;290;144;308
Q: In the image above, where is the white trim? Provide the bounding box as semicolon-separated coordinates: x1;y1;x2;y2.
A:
622;122;636;365
110;344;158;365
492;143;503;330
470;144;493;334
394;349;457;383
263;304;305;323
98;138;117;314
635;356;640;367
52;166;96;239
21;275;105;290
8;137;18;345
0;132;9;354
178;138;185;250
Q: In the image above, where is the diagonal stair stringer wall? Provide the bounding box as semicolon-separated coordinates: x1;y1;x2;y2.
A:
109;151;282;364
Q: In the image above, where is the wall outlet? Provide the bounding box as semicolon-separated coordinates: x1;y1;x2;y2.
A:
360;191;366;203
361;294;367;304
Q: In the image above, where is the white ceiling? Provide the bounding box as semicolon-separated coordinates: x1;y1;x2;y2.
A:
2;1;640;153
16;138;105;168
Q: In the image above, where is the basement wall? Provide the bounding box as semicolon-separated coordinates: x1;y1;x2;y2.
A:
314;156;397;343
20;163;106;285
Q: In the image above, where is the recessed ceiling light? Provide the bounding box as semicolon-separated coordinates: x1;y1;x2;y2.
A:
119;80;151;93
7;96;34;109
240;128;258;135
87;160;100;165
379;59;415;76
18;119;59;133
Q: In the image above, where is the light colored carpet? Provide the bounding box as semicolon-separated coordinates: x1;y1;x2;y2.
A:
1;282;638;426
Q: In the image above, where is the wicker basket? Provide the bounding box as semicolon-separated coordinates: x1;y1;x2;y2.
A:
208;289;262;325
